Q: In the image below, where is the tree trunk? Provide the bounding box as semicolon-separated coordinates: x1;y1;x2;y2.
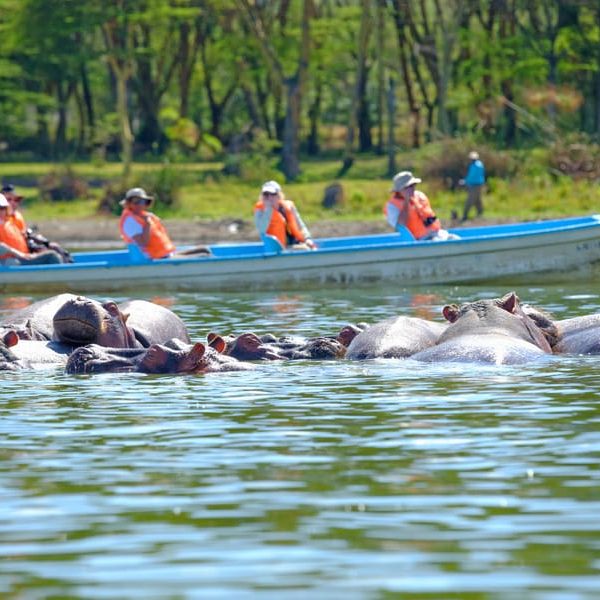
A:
115;73;134;179
391;0;420;147
387;77;397;176
339;0;372;175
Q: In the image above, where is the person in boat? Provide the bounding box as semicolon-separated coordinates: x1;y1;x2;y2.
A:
119;187;211;260
254;180;316;250
2;184;72;263
0;194;63;265
460;150;486;222
384;171;458;241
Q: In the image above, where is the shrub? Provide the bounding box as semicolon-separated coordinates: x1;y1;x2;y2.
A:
547;136;600;180
38;168;89;201
96;165;183;215
419;139;515;188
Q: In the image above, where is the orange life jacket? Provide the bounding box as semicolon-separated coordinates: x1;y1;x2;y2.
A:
119;209;175;259
10;210;27;234
0;218;29;259
385;190;440;240
254;199;307;247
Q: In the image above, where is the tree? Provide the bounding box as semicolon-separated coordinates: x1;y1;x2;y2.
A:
236;0;313;180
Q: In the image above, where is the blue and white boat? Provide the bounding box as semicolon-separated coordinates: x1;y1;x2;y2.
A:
2;215;600;292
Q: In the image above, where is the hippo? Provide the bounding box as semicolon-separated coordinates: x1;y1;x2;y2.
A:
0;293;77;341
345;316;447;359
1;294;190;349
522;308;600;355
0;330;73;371
553;314;600;355
412;292;553;365
52;296;190;348
218;325;357;362
65;335;252;375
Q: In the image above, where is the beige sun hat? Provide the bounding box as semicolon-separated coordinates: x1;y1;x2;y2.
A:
468;151;479;160
391;171;421;192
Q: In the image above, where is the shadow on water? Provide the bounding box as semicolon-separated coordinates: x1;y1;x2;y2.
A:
1;282;600;598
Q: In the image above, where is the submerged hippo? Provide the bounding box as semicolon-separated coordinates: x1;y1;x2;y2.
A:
219;325;358;362
52;296;189;348
0;330;73;371
412;292;553;365
66;335;252;375
345;316;447;359
553;314;600;355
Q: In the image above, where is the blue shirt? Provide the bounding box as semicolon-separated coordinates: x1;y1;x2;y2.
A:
465;160;485;186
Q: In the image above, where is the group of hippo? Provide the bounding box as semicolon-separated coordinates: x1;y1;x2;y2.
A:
0;292;599;375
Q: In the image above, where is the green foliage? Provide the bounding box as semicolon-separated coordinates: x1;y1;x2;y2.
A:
222;129;281;183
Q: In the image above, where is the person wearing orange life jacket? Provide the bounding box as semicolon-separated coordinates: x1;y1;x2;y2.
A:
254;180;316;250
119;187;211;260
2;183;72;262
0;194;62;265
384;171;459;241
2;184;26;233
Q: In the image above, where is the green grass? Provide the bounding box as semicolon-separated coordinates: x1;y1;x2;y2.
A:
2;154;597;225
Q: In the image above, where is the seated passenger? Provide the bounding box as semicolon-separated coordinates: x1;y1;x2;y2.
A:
2;183;72;263
119;187;210;260
0;194;62;265
254;180;316;250
384;171;458;241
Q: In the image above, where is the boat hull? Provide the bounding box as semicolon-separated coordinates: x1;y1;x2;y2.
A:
2;216;600;292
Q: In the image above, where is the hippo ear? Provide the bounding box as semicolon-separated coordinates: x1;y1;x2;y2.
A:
206;332;219;345
102;301;121;316
189;342;206;361
2;330;19;348
498;291;519;314
442;304;460;322
207;334;227;354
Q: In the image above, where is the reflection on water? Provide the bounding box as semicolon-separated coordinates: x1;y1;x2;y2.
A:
1;282;600;598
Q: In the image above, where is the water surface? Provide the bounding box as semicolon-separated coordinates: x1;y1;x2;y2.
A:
1;281;599;599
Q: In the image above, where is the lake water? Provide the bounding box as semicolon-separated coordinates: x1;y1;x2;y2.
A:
1;280;599;599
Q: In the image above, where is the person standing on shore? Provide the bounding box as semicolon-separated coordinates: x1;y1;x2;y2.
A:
254;180;316;250
461;151;486;222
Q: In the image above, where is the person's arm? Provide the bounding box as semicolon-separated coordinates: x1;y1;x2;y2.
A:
385;198;409;231
289;204;316;248
122;215;149;247
0;241;29;261
254;204;273;238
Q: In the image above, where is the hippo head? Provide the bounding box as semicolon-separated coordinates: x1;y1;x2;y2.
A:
336;323;368;348
292;337;347;359
225;332;284;361
442;291;552;353
53;297;137;348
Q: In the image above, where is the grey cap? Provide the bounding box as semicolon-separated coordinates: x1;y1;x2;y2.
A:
469;151;479;160
120;187;154;206
391;171;421;192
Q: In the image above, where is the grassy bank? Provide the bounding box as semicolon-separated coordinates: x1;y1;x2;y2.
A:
1;149;597;225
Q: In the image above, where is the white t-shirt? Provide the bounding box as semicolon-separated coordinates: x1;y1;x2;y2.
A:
122;215;143;239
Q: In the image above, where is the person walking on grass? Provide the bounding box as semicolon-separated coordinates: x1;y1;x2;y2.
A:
461;151;486;222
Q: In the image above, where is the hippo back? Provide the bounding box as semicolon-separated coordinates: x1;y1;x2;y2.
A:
346;316;447;359
1;293;78;340
120;300;190;346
